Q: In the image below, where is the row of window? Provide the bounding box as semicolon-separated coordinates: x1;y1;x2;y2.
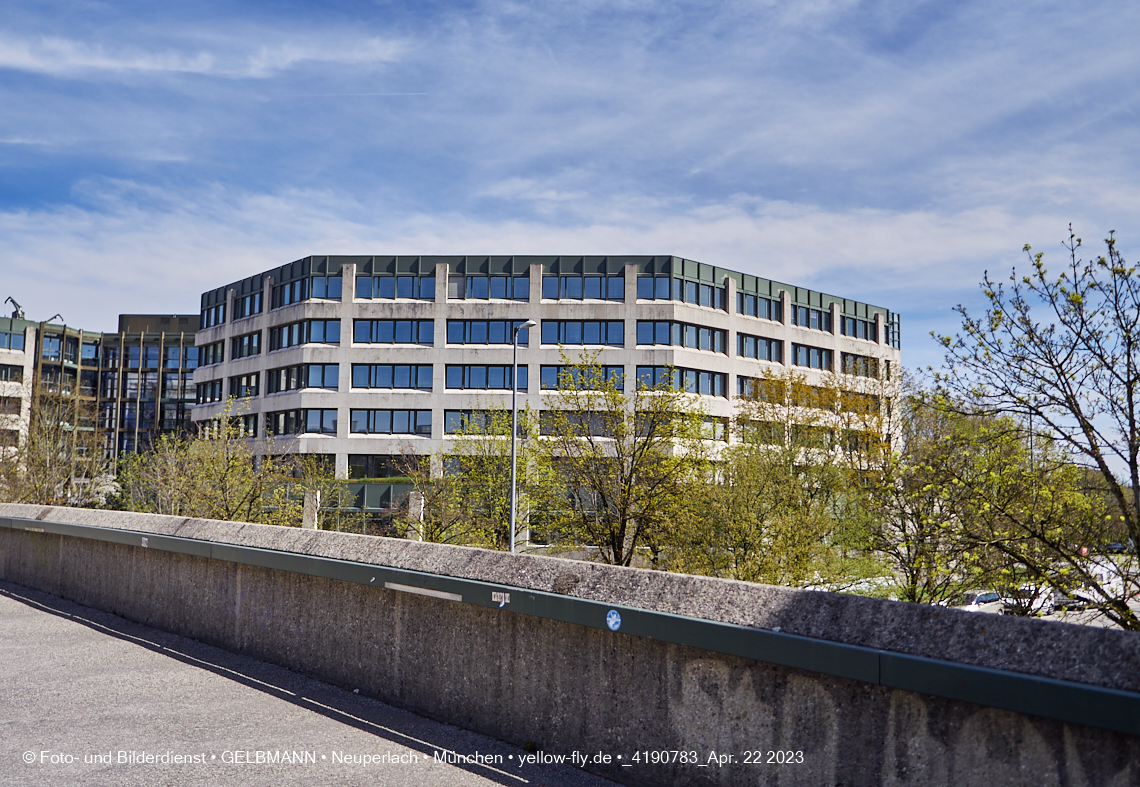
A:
234;292;262;320
269;320;341;351
447;320;531;345
737;293;781;322
354;320;434;345
636;321;728;353
232;332;260;359
202;303;225;328
542;320;624;347
635;366;728;398
542;276;624;301
635;276;727;309
201;342;224;367
738;333;783;362
359;275;436;300
449;275;528;300
790;305;833;333
841;316;879;342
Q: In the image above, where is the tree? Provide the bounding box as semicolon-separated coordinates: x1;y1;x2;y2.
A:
112;400;360;529
668;368;887;588
936;227;1140;628
538;354;709;566
0;382;109;506
396;406;563;549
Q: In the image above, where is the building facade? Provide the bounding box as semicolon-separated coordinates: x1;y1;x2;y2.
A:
191;255;901;480
0;311;199;460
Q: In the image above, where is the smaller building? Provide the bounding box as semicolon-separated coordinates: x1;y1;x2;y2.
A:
2;311;200;461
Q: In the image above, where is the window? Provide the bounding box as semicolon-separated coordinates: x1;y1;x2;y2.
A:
235;414;258;437
352;364;432;390
791;306;833;333
0;331;26;351
447;320;530;345
350;409;432;435
841;353;879;378
443;410;522;435
0;364;23;383
353;320;434;345
635;366;727;397
200;341;224;366
0;430;18;447
541;320;624;346
445;365;527;390
231;331;261;359
538;411;611;437
268;320;341;350
183;346;199;370
841;316;878;342
196;379;223;404
201;303;225;328
540;365;624;389
737;334;783;362
267;364;338;392
449;275;527;300
229;373;259;398
267;408;338;435
736;293;782;322
348;454;417;479
41;336;61;361
791;344;833;370
635;321;726;353
0;396;20;415
541;275;624;301
358;275;436;300
309;275;343;300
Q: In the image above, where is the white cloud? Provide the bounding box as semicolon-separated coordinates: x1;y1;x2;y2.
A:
0;33;404;79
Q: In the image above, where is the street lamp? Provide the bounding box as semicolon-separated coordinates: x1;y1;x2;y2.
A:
510;319;537;553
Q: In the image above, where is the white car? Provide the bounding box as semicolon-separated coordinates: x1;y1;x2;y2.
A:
954;590;1003;613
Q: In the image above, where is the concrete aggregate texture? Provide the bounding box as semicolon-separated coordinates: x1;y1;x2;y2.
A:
0;580;620;787
4;503;1139;694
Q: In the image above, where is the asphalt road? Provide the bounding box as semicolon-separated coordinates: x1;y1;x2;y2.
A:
0;580;620;787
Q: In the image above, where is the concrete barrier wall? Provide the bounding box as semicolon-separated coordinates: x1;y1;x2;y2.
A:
1;503;1138;786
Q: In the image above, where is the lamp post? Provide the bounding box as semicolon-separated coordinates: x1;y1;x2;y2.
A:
510;319;537;553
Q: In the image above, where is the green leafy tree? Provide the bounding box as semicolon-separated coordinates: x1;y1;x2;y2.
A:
669;368;885;588
396;405;563;549
539;353;709;566
0;382;108;506
935;227;1140;628
112;400;360;529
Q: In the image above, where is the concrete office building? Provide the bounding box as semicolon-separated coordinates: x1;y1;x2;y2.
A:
192;255;901;482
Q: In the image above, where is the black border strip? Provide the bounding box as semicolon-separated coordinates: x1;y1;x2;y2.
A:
3;515;1138;737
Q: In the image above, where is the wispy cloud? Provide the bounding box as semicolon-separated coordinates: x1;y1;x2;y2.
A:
0;33;405;79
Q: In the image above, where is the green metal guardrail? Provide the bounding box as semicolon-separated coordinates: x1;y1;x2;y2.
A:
3;515;1139;738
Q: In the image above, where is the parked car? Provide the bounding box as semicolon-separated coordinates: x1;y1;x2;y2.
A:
953;590;1003;613
999;585;1055;616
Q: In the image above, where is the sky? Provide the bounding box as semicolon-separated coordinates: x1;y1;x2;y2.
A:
1;0;1138;370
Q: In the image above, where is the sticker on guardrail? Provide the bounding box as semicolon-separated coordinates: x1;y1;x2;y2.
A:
141;537;148;548
606;609;622;631
492;592;510;608
383;582;462;603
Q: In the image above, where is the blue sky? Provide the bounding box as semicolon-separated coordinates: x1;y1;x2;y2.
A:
2;0;1138;370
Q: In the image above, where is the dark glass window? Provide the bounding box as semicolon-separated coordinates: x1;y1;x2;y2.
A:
353;320;434;345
